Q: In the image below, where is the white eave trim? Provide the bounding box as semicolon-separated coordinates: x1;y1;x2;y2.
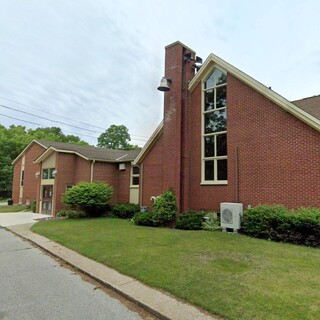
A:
34;147;90;163
12;139;48;165
188;53;320;132
133;121;163;165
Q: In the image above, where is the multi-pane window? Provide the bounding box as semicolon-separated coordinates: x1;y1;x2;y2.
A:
43;168;55;179
20;170;24;186
202;68;227;183
131;166;140;186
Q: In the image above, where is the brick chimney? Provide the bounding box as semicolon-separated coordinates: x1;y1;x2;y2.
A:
161;41;196;212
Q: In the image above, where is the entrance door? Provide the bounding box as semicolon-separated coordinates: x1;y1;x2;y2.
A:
42;185;53;214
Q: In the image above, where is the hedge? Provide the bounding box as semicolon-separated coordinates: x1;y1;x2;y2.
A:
241;205;320;247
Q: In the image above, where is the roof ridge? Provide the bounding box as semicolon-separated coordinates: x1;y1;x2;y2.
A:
291;94;320;102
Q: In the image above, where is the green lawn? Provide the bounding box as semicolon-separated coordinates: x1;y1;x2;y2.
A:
0;205;28;213
31;218;320;320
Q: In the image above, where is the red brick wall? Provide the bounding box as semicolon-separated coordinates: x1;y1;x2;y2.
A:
93;161;117;204
187;74;320;210
12;143;44;206
161;43;196;211
53;156;132;213
55;153;77;212
141;45;320;212
116;164;131;204
140;133;164;207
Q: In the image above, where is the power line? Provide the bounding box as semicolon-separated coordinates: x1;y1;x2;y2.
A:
0;96;149;138
0;104;101;134
0;113;148;142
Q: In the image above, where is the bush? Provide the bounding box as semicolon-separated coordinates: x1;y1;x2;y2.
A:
63;181;113;217
133;211;155;226
112;203;140;219
241;205;320;247
152;190;177;226
57;210;84;219
202;215;220;231
176;212;205;230
31;200;36;213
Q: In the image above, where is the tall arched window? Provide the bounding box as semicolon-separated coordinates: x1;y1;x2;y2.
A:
202;67;227;184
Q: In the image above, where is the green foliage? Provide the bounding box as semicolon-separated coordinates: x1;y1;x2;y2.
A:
57;210;84;219
202;216;220;231
31;200;36;213
62;182;113;217
0;124;88;195
176;212;205;230
241;205;320;247
97;124;139;150
152;190;177;226
133;211;155;226
112;203;140;219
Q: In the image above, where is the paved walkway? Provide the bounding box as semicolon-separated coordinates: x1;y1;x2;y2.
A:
0;211;51;227
2;215;219;320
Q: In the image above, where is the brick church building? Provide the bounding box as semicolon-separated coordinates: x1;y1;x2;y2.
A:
12;140;140;214
12;41;320;214
134;41;320;212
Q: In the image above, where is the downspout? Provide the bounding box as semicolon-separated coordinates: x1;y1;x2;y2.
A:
90;160;95;182
139;163;143;206
235;146;240;202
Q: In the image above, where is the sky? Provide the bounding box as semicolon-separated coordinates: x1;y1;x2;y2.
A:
0;0;319;146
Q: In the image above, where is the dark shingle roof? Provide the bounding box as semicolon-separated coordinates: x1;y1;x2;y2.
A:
291;95;320;120
36;140;140;162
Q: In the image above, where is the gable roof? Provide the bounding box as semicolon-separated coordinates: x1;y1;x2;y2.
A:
291;95;320;120
34;140;140;163
13;139;140;165
189;53;320;133
133;121;163;165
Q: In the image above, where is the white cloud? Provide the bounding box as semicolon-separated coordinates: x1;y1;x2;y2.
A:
0;0;319;145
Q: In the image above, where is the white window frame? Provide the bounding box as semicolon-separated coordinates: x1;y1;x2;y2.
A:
130;165;140;187
201;66;228;185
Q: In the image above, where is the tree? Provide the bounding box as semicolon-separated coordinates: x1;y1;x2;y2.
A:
97;125;139;150
0;124;88;198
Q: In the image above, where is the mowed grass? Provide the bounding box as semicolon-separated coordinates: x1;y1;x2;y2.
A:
0;205;28;213
31;218;320;320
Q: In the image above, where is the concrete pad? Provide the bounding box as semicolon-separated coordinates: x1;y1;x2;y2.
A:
8;223;220;320
0;212;51;227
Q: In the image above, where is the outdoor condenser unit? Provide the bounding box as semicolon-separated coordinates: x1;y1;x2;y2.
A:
220;202;243;232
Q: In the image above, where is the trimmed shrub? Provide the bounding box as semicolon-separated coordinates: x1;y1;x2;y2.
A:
112;203;140;219
57;210;84;219
241;205;320;247
152;190;177;226
63;181;113;217
176;212;205;230
133;211;155;226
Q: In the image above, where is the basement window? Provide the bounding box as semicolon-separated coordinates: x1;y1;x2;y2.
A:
202;67;227;184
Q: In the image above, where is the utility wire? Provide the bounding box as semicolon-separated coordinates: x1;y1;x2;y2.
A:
0;113;148;142
0;104;102;134
0;96;149;138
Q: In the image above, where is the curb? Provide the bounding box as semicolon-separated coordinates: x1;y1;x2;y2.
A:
7;224;219;320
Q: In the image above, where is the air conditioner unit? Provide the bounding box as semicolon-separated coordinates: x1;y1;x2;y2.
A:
220;203;243;232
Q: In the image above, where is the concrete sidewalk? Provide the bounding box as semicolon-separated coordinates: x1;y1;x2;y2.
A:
7;223;219;320
0;211;51;226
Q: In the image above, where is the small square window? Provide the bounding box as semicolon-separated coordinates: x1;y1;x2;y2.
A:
132;177;139;186
132;166;140;175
